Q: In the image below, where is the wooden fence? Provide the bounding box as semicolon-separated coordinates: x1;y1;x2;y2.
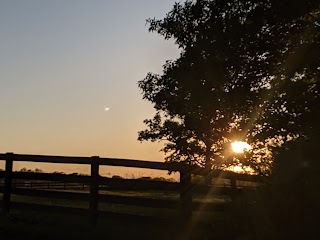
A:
0;152;260;224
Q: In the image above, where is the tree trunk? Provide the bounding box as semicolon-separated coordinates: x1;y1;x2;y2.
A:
204;143;213;185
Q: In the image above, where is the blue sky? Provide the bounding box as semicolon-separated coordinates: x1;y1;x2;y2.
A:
0;0;180;177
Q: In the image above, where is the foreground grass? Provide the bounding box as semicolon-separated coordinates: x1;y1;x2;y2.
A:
0;189;238;239
0;189;228;219
0;191;236;239
0;209;172;240
0;208;234;240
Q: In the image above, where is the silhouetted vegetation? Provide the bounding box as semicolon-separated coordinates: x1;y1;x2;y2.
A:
138;0;320;176
19;167;43;173
137;0;320;238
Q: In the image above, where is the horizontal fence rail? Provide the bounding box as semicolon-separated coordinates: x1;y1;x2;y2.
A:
0;152;260;224
0;153;261;181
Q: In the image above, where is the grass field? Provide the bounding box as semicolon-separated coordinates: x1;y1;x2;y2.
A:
0;208;183;240
1;189;228;218
0;189;235;239
0;204;230;240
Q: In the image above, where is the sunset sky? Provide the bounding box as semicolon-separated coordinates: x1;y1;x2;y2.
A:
0;0;180;178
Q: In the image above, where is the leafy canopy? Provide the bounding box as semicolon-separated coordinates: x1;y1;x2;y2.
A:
138;0;320;175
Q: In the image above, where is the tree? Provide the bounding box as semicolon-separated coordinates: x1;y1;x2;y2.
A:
19;167;29;172
138;0;320;175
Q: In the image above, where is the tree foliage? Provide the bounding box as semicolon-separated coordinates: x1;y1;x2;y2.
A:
138;0;320;174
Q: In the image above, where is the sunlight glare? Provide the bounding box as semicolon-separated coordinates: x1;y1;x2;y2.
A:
233;166;243;173
231;141;252;153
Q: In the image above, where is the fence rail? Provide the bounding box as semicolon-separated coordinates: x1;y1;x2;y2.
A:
0;152;260;224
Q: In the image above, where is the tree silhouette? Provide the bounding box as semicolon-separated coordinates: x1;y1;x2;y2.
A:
138;0;320;175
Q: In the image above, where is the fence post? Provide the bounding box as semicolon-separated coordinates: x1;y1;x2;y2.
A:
179;167;192;222
230;175;237;200
90;156;99;226
3;152;13;214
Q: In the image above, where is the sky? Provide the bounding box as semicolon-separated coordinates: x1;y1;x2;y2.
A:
0;0;181;178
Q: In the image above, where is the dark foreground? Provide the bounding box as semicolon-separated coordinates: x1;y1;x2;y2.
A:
1;203;318;240
0;209;230;240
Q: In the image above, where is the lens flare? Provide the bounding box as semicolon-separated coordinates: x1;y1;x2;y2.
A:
231;141;252;153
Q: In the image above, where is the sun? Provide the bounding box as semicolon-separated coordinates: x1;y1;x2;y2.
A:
233;165;243;173
231;141;252;153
